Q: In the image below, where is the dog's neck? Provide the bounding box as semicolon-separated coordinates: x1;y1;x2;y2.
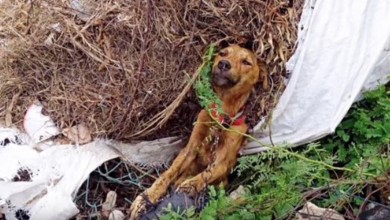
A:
213;86;251;116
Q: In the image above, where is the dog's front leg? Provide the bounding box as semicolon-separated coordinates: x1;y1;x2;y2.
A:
129;110;210;219
177;124;247;194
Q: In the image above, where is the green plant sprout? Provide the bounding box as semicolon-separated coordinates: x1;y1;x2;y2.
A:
193;44;224;115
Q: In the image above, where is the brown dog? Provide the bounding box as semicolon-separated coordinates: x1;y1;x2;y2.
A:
129;44;268;219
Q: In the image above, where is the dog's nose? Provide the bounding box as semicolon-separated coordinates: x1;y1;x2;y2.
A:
217;60;231;70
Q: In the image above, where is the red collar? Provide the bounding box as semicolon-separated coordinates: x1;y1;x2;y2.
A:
209;103;246;127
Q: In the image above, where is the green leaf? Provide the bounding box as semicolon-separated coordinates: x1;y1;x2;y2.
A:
338;147;347;161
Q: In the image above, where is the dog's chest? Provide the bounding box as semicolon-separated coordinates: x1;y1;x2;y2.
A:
196;127;223;166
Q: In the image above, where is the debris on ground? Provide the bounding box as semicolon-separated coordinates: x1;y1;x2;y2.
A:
295;202;344;220
229;185;247;200
140;188;209;220
62;123;92;145
101;191;125;220
358;204;390;220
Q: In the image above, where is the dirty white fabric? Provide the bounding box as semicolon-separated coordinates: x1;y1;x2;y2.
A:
0;104;181;220
241;0;390;154
0;140;118;220
0;127;181;220
0;96;182;220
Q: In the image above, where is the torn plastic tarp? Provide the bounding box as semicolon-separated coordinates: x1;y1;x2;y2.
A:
242;0;390;154
0;129;182;220
0;104;182;220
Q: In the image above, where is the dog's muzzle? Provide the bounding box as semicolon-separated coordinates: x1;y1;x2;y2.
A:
211;60;238;87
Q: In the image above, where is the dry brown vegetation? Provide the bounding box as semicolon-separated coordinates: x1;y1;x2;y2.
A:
0;0;303;141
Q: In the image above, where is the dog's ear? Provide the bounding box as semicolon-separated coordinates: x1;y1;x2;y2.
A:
257;59;269;91
237;37;257;51
218;40;230;49
238;40;254;51
213;40;229;55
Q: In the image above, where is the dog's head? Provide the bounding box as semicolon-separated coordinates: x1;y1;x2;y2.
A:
211;44;262;91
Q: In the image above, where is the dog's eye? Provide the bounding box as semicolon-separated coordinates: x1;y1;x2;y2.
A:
242;60;252;66
219;51;227;57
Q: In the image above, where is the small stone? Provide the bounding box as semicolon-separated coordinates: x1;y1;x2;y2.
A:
229;185;247;200
295;202;344;220
358;205;390;220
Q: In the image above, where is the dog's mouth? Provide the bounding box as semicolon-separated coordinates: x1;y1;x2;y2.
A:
211;69;239;87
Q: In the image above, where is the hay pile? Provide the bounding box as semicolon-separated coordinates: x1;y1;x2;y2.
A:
0;0;303;141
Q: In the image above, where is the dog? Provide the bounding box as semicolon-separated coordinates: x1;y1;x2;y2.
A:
129;43;268;219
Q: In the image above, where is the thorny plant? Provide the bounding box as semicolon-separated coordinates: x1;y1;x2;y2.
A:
159;47;390;219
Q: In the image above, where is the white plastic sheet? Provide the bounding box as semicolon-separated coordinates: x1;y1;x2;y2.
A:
0;104;181;220
0;129;181;220
0;140;119;220
241;0;390;154
0;93;182;220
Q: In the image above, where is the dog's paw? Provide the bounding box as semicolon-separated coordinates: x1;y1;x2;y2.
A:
176;179;199;196
129;194;147;220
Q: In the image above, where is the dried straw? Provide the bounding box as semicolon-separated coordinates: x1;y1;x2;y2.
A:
0;0;304;140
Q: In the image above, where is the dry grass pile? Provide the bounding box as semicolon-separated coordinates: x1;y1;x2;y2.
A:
0;0;303;141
